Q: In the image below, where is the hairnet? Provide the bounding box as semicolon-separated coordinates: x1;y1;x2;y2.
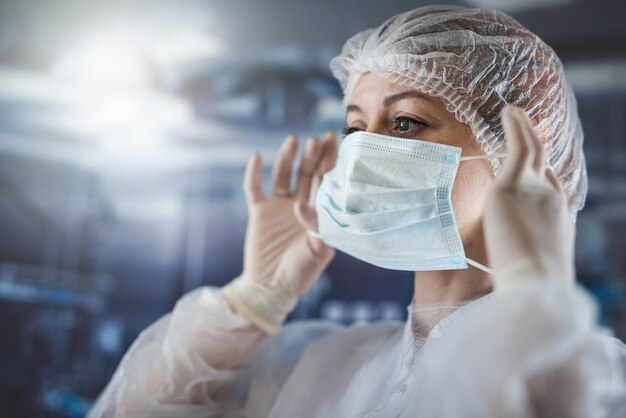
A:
329;5;587;219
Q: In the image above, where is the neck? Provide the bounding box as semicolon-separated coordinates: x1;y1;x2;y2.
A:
412;219;493;305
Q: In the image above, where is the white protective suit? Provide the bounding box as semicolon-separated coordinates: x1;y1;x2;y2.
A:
88;279;626;417
87;5;626;417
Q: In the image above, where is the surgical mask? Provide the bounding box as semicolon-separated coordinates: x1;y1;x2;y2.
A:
307;130;506;274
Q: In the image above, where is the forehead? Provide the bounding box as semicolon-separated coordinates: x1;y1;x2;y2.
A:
351;71;409;96
346;71;443;114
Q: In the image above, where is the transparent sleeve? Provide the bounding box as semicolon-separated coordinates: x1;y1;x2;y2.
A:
406;278;626;418
86;285;270;418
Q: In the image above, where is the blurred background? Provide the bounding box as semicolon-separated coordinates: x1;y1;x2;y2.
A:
0;0;624;416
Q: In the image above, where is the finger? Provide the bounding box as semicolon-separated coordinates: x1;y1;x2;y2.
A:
293;200;319;232
243;152;265;205
317;131;338;174
294;201;333;258
514;107;537;172
309;237;335;261
308;131;338;207
308;175;321;208
272;134;298;197
295;136;321;201
516;108;545;175
498;105;533;183
545;167;563;195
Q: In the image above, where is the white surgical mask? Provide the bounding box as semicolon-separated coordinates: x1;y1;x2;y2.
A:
307;130;506;274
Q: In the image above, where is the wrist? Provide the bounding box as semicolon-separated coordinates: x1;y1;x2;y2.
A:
222;273;299;335
493;256;573;295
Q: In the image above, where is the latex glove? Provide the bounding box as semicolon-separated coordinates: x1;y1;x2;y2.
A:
223;132;337;334
483;105;576;295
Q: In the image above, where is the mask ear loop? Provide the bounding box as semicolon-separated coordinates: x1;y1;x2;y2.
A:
307;229;321;239
459;152;509;161
465;257;494;275
458;151;508;276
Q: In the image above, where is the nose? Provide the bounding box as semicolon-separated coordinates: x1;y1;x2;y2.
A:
364;118;390;137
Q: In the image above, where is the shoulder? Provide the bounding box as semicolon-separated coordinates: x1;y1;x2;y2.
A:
280;319;407;381
229;320;404;416
253;318;405;372
222;320;348;416
221;319;343;413
262;319;345;364
304;319;404;352
273;317;403;349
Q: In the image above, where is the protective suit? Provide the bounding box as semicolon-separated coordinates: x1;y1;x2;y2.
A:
87;5;626;418
87;280;626;417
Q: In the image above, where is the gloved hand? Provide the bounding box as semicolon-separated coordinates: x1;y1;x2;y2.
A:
223;132;337;334
484;105;576;295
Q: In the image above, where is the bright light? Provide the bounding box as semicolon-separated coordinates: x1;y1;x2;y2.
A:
95;92;192;154
52;32;151;89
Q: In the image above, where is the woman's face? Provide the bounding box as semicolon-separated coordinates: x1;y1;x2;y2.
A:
345;71;494;241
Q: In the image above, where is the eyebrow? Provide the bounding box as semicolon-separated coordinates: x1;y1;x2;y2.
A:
346;91;434;115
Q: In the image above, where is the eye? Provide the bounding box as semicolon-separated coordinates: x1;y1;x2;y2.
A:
341;126;363;138
393;116;427;134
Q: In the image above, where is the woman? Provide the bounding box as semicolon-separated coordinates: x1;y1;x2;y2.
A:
88;5;626;417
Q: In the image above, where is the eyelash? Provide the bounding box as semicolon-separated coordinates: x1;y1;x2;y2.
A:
341;117;426;138
341;126;362;137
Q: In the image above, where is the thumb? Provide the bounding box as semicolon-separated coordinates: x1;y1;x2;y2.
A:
293;201;334;259
294;200;318;232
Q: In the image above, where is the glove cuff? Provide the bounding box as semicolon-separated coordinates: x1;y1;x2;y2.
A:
222;274;298;335
493;257;573;295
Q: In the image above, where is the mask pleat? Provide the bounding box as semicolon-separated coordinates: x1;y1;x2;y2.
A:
321;192;439;232
321;214;452;259
315;130;467;271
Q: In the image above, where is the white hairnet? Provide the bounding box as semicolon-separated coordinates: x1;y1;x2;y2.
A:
329;5;587;219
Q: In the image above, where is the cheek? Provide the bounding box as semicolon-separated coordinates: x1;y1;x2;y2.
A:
450;160;494;230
